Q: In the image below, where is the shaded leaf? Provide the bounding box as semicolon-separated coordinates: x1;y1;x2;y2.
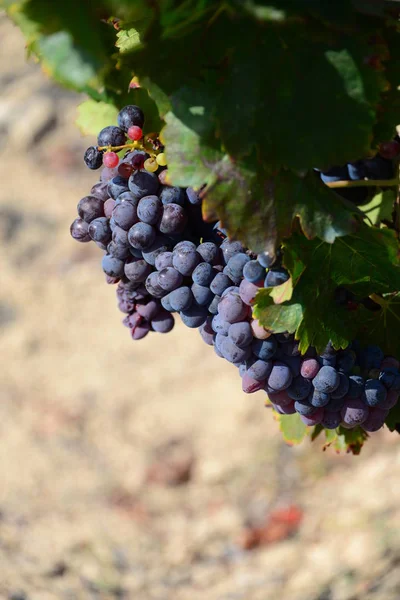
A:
359;189;395;225
76;100;118;136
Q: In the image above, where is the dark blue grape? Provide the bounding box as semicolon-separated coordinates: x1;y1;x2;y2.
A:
364;155;394;179
265;268;289;288
210;272;232;296
161;293;174;312
197;242;220;264
114;191;138;207
88;217;111;244
341;399;369;427
363;379;387;407
137;195;162;225
321;412;341;429
107;241;131;260
70;218;91;242
151;310;175;333
252;337;278;361
128;170;160;199
379;367;399;390
160;186;186;206
243;260;265;283
211;314;230;335
257;251;278;269
228;322;252;348
191;283;213;306
337;350;356;373
267;361;293;391
294;399;316;416
145;272;167;298
97;125;126;147
312;366;340;393
220;338;251;364
220;239;244;264
84;146;103;170
325;396;346;412
348;161;368;180
218;292;247;324
102;254;125;278
186;187;201;205
208;295;221;315
247;360;272;382
225;253;250;279
361;345;384;370
169;286;193;311
287;376;312;401
310;390;330;407
142;237;170;266
192;262;214;286
155;251;173;270
330;372;349;399
108;176;129;200
172;247;200;276
117;105;145;131
157;267;183;292
348;375;365;398
124;258;152;283
180;305;208;328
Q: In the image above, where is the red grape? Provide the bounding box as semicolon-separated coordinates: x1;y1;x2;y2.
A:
128;126;143;141
103;152;119;168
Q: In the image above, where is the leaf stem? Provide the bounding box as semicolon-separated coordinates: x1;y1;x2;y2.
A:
325;178;399;189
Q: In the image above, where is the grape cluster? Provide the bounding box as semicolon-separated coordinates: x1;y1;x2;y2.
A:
70;103;400;435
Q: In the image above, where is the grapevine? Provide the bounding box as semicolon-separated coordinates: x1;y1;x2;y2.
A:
8;0;400;452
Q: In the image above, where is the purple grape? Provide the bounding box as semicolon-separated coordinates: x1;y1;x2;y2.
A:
242;372;265;393
211;314;230;335
264;268;289;288
380;390;399;410
131;323;151;340
220;338;251;364
208;295;221;315
239;279;260;305
341;398;369;427
142;237;171;266
87;217;111;243
157;267;183;292
172;248;200;276
252;337;278;361
225;253;250;279
77;196;105;223
114;191;139;207
361;407;388;432
107;240;131;260
348;375;364;399
112;202;138;230
70;218;91;242
84;146;103;170
310;390;330;408
228;322;253;348
90;182;109;201
160;186;186;206
218;292;248;324
159;203;188;234
155;251;174;270
199;317;214;346
267;390;293;407
300;358;320;379
186;187;201;205
124;258;152;283
136;300;160;320
151;310;175;333
247;360;272;382
321;411;341;429
145;272;167;298
300;408;324;426
128;222;156;250
220;239;244;263
330;372;350;399
104;198;116;218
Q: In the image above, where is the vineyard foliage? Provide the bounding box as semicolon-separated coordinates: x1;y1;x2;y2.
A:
6;0;400;449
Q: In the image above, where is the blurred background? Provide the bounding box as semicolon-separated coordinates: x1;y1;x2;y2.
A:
1;11;400;600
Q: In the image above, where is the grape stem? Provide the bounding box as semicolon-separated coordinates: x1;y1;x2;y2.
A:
325;178;399;188
98;141;157;159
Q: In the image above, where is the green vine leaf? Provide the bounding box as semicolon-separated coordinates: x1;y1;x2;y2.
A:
277;412;308;445
254;226;400;353
359;189;395;226
76;100;118;136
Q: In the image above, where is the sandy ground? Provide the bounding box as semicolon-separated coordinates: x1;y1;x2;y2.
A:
0;13;400;600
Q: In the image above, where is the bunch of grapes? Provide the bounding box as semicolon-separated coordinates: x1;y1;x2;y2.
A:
70;104;400;435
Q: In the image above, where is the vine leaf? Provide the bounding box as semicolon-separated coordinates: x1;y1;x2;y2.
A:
330;427;368;455
76;100;118;136
163;92;359;252
254;226;400;353
277;412;308;445
359;189;395;225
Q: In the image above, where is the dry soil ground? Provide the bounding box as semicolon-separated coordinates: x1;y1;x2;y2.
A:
0;13;400;600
